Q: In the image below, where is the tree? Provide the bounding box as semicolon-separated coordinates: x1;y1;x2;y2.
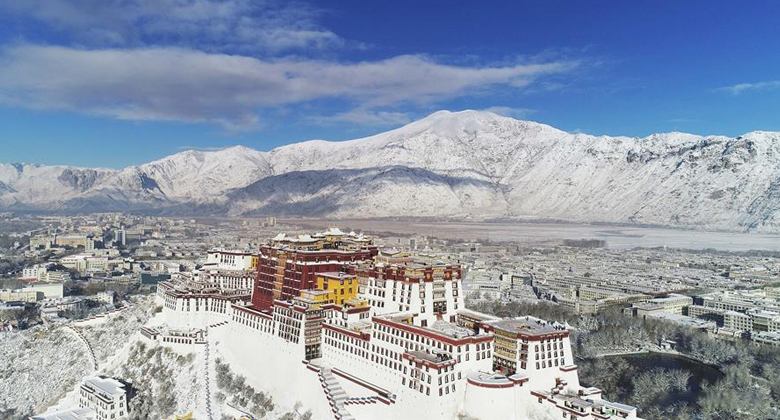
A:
698;365;774;420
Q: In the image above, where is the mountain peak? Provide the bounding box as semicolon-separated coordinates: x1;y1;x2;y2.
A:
417;109;512;123
219;145;257;153
392;109;561;139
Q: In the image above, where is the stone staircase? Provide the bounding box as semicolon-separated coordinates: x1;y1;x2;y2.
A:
66;325;98;371
207;321;228;328
319;367;355;420
343;396;381;406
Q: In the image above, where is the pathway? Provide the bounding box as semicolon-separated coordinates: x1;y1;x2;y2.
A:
65;325;98;371
203;328;213;420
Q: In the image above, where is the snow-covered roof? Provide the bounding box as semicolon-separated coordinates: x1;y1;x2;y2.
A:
82;376;125;398
322;227;345;235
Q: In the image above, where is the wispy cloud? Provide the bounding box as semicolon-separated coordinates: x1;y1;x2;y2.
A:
0;45;577;128
717;80;780;95
308;109;413;127
481;106;537;119
0;0;344;54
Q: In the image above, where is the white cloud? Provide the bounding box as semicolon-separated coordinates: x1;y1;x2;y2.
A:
718;80;780;95
481;106;537;119
0;0;343;53
0;45;577;128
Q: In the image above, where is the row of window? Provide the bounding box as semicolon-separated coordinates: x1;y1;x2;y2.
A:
535;340;565;352
400;377;457;397
535;358;565;370
233;310;274;334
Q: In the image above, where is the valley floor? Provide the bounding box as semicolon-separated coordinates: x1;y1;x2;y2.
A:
288;218;780;251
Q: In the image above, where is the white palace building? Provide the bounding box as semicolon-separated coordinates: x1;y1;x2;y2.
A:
157;236;644;420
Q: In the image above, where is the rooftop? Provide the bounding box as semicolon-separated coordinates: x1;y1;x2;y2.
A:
429;320;476;339
649;293;692;303
456;307;501;322
467;371;528;386
406;350;452;363
487;316;565;336
319;272;356;279
82;376;126;398
753;331;780;341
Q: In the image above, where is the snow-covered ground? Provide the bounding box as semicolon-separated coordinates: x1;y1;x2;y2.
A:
2;294;312;420
78;298;156;364
0;324;88;417
24;296;205;420
0;296;154;418
0;296;155;418
106;341;202;419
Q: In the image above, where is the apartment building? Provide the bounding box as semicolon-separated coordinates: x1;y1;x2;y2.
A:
78;376;128;420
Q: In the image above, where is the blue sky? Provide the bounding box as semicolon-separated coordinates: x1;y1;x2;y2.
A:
0;0;778;168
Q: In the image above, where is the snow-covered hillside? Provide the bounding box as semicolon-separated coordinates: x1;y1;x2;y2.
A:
0;298;155;418
0;163;115;209
2;110;779;232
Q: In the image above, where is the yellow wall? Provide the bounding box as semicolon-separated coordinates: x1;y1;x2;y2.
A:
316;275;358;305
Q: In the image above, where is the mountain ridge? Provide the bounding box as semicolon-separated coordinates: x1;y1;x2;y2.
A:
2;110;779;232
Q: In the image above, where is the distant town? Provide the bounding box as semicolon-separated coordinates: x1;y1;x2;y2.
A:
0;212;778;419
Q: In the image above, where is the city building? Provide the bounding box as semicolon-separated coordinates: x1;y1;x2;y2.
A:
61;254;109;274
78;377;128;420
23;283;65;299
43;297;86;312
94;291;116;305
55;235;96;250
724;311;752;332
205;249;257;271
30;235;54;250
0;289;43;303
752;331;780;348
21;264;72;283
689;290;780;335
626;294;693;319
44;271;72;282
22;264;49;281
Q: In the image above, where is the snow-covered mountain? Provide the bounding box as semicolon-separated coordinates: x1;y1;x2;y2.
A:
0;146;271;212
2;110;779;232
0;163;116;209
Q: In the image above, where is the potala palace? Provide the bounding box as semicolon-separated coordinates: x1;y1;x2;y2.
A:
156;228;644;420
